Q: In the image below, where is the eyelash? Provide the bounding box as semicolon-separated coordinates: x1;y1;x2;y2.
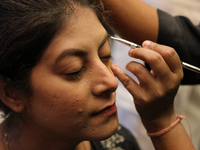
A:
100;55;112;60
65;55;111;79
100;55;112;65
66;67;84;79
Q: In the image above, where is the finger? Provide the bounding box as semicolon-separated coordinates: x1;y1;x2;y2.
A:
142;41;182;74
125;61;155;88
111;63;142;98
128;48;172;79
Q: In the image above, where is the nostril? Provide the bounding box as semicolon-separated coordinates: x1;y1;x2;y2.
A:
92;79;118;97
99;90;115;98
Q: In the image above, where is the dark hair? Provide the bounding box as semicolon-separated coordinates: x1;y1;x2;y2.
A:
0;0;105;117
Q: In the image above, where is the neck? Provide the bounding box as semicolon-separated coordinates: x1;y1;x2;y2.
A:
1;116;92;150
4;124;91;150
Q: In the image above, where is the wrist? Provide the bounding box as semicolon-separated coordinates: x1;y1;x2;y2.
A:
141;111;177;133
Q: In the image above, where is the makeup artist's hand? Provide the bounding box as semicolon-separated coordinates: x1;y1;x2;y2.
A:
111;41;183;128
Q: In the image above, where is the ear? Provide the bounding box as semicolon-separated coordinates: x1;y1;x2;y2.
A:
0;76;25;113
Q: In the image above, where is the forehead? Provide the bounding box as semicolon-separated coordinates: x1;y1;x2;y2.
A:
40;6;107;63
56;6;105;41
63;6;103;39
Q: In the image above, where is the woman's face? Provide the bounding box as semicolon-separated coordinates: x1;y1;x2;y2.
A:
24;6;119;141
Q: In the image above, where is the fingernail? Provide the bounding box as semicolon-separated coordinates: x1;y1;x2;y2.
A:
111;63;117;70
128;49;134;55
143;40;151;48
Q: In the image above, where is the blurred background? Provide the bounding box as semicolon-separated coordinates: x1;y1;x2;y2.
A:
112;0;200;149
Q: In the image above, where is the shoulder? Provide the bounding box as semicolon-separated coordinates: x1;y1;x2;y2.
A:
91;125;140;150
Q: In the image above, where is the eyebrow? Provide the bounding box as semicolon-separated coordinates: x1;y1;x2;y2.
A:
54;49;87;65
54;33;109;64
98;33;109;50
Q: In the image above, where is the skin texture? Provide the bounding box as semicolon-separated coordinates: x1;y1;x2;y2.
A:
0;6;119;150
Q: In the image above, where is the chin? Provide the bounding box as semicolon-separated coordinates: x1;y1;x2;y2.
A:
89;114;119;141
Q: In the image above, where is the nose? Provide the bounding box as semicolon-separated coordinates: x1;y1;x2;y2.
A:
92;60;118;96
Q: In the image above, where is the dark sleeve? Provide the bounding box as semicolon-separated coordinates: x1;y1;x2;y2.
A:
157;9;200;85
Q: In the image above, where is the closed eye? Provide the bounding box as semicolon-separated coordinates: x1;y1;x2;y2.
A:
65;67;85;80
100;55;112;65
100;55;112;60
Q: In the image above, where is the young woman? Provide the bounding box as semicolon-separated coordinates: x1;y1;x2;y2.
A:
0;0;187;150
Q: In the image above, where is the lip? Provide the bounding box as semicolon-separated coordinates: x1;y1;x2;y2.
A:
92;103;117;116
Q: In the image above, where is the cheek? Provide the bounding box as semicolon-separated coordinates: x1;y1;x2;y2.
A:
26;77;91;134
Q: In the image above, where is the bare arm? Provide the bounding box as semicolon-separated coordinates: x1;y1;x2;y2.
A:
111;41;195;150
102;0;158;45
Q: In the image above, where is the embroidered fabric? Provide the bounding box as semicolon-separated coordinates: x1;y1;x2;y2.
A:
91;125;141;150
